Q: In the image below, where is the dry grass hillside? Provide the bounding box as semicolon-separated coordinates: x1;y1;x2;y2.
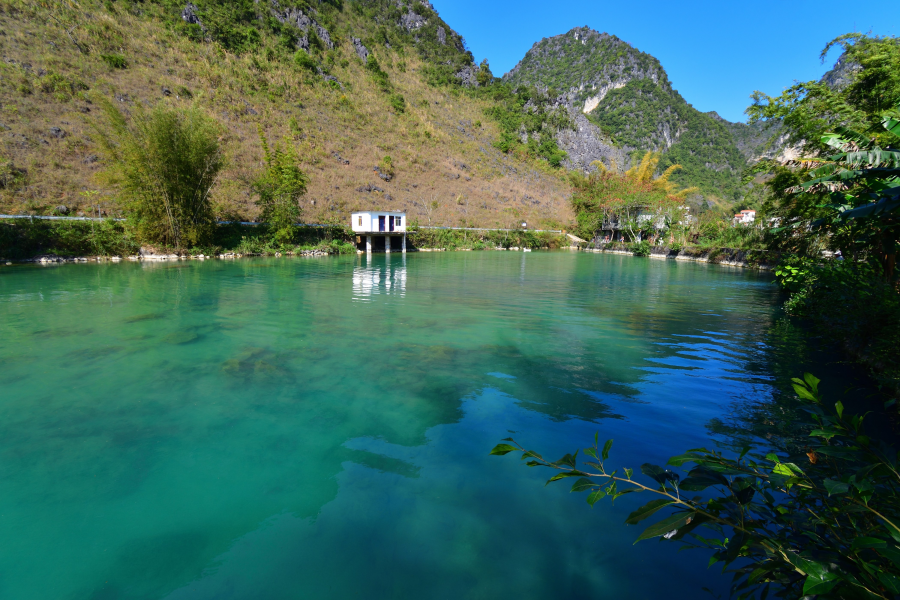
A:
0;1;573;229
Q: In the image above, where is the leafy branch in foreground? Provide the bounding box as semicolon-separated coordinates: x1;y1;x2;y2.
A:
492;374;900;599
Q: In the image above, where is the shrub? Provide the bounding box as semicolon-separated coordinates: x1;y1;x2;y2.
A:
630;240;651;256
100;53;128;69
366;55;390;91
253;130;309;245
389;93;406;114
294;50;318;73
95;98;225;248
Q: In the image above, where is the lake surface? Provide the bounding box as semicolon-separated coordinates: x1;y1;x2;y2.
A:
0;251;875;599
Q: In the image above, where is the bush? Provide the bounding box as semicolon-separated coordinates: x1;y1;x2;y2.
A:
630;240;651;256
389;93;406;114
0;219;138;259
366;55;391;91
294;50;318;73
253;130;309;245
95;98;225;248
100;53;128;69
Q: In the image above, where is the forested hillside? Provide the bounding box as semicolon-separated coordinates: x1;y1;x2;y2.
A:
504;27;783;203
0;0;573;228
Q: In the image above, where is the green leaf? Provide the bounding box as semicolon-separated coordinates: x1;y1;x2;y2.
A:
878;572;900;595
792;383;817;401
766;453;781;464
625;499;674;525
666;451;708;467
584;447;598;460
570;477;596;493
490;444;517;455
553;452;578;468
602;439;613;461
546;470;588;485
641;463;666;484
803;372;821;394
586;489;606;507
679;475;725;491
835;401;844;419
635;512;693;543
882;114;900;138
773;462;805;477
802;572;839;596
624;467;633;480
851;536;888;550
823;478;850;496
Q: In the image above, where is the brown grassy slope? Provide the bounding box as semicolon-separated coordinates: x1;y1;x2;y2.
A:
0;1;572;229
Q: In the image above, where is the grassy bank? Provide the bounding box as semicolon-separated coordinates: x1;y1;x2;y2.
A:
0;219;357;260
407;227;565;250
0;220;567;260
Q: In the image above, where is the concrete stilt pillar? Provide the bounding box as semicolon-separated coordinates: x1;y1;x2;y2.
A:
385;235;391;253
366;235;372;253
402;234;407;253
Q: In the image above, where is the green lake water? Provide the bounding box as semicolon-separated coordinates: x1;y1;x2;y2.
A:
0;251;876;599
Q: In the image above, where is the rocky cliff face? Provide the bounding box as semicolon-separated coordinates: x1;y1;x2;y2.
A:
504;27;786;199
504;27;668;114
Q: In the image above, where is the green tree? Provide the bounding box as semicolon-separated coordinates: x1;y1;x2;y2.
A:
748;34;900;155
253;130;309;245
96;98;224;248
792;110;900;280
476;59;493;87
570;152;695;241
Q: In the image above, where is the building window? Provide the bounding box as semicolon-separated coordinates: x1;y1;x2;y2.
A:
396;217;402;227
358;216;362;226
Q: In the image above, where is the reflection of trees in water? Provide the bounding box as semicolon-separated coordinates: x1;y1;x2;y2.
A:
705;318;890;457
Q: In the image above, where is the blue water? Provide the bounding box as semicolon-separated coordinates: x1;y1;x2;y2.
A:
0;251;869;599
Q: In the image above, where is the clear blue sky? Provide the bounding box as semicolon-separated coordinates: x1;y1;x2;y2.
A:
432;0;897;123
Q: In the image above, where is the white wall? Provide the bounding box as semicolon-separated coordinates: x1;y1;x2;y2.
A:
351;212;407;233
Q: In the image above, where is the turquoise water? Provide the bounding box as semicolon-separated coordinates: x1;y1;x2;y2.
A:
0;252;871;599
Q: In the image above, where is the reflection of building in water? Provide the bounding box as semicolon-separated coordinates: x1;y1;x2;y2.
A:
351;211;407;253
352;255;407;300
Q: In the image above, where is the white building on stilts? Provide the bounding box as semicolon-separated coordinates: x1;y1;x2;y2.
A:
351;211;407;253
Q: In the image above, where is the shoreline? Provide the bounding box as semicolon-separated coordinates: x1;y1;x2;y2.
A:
2;244;778;268
579;243;779;271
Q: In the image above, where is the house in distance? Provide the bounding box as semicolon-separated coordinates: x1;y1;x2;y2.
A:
351;211;408;253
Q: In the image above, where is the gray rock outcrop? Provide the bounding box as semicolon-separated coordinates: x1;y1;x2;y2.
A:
400;10;427;31
270;2;333;50
352;37;369;62
456;65;478;87
436;26;446;45
181;3;204;29
555;105;628;172
821;53;859;90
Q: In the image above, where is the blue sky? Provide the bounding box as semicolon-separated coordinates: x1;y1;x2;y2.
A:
432;0;897;123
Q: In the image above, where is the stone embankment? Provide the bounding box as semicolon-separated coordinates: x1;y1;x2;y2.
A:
580;241;781;270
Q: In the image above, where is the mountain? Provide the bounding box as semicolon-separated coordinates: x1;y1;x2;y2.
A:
0;0;572;228
504;27;783;202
